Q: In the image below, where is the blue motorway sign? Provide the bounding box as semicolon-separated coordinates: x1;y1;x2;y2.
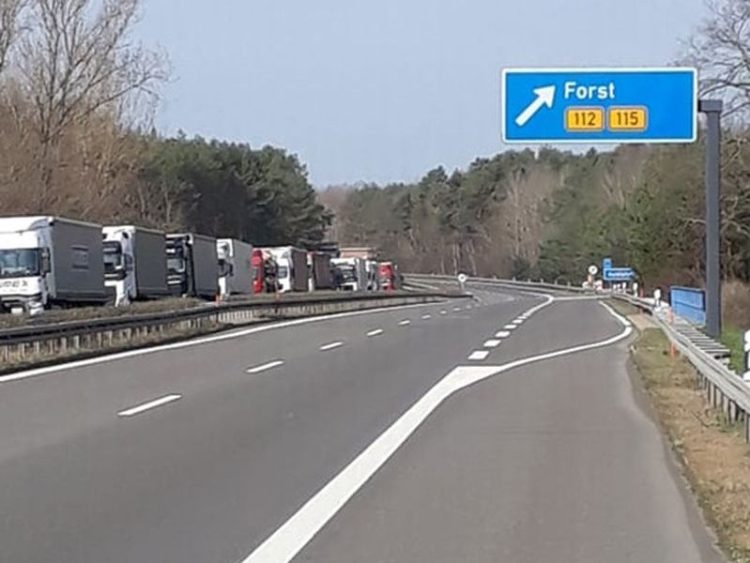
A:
602;258;613;271
603;267;635;282
501;68;697;143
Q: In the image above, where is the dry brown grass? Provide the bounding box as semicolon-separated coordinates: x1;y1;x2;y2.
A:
723;280;750;330
632;328;750;562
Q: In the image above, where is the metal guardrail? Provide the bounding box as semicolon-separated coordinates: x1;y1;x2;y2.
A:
615;293;750;440
405;273;590;294
0;291;462;370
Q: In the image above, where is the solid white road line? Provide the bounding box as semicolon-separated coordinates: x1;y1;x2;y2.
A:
483;339;501;348
398;320;411;326
319;342;343;351
503;324;516;330
495;331;511;338
241;302;631;563
366;329;384;337
246;361;285;374
421;314;432;320
468;350;490;361
118;394;182;417
0;301;443;384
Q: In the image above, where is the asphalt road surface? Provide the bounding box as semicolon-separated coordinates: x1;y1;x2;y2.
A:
0;285;726;562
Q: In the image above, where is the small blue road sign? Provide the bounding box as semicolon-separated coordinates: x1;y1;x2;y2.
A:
603;267;635;282
502;68;697;143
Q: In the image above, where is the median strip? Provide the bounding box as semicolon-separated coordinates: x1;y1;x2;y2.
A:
118;394;182;417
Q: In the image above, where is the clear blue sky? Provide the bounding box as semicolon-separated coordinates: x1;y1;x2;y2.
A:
137;0;707;186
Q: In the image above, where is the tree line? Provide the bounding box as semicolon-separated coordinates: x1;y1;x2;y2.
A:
328;0;750;289
0;0;330;247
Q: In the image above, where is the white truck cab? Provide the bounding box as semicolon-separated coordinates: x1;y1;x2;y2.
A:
0;216;106;314
0;221;51;314
103;227;136;306
103;225;168;306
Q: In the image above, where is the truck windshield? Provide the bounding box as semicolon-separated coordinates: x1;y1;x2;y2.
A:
166;254;185;274
103;242;123;275
0;249;41;278
339;266;356;282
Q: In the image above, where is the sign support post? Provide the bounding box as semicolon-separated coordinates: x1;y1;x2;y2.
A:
700;99;722;339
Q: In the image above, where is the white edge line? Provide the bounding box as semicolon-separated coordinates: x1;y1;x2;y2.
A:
241;300;631;563
319;342;343;351
366;329;384;337
118;394;182;417
246;360;285;374
0;301;443;384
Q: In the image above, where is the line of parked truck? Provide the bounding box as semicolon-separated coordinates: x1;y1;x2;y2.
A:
0;216;402;314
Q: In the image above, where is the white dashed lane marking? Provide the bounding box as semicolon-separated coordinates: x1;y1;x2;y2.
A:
320;342;343;351
421;314;432;320
398;320;411;326
367;329;384;337
503;324;516;330
495;331;511;338
468;350;490;361
118;394;182;417
246;361;285;374
483;339;501;348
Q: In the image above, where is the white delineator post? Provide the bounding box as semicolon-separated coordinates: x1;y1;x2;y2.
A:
743;330;750;382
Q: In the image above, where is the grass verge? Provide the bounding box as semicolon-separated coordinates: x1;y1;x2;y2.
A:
722;325;745;375
632;328;750;562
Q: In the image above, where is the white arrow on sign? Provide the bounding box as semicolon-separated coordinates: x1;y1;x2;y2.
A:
514;85;556;127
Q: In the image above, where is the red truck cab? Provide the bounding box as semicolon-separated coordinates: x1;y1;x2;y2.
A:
378;262;396;291
251;249;266;293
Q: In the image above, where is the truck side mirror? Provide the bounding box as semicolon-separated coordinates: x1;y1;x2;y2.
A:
40;249;51;274
125;254;134;272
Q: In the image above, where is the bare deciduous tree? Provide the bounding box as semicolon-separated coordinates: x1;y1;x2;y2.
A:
0;0;25;74
15;0;168;207
687;0;750;118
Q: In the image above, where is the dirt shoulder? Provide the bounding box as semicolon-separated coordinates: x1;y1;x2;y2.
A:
631;327;750;562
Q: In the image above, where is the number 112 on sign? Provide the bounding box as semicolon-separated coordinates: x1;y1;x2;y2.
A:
565;107;604;132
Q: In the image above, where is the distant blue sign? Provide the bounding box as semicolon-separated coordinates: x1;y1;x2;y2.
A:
603;267;635;282
501;68;697;143
671;286;706;326
602;258;613;271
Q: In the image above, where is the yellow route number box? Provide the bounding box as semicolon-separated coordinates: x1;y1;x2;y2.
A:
564;107;604;132
608;107;648;132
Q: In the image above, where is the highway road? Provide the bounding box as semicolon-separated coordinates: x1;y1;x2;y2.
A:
0;285;726;562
